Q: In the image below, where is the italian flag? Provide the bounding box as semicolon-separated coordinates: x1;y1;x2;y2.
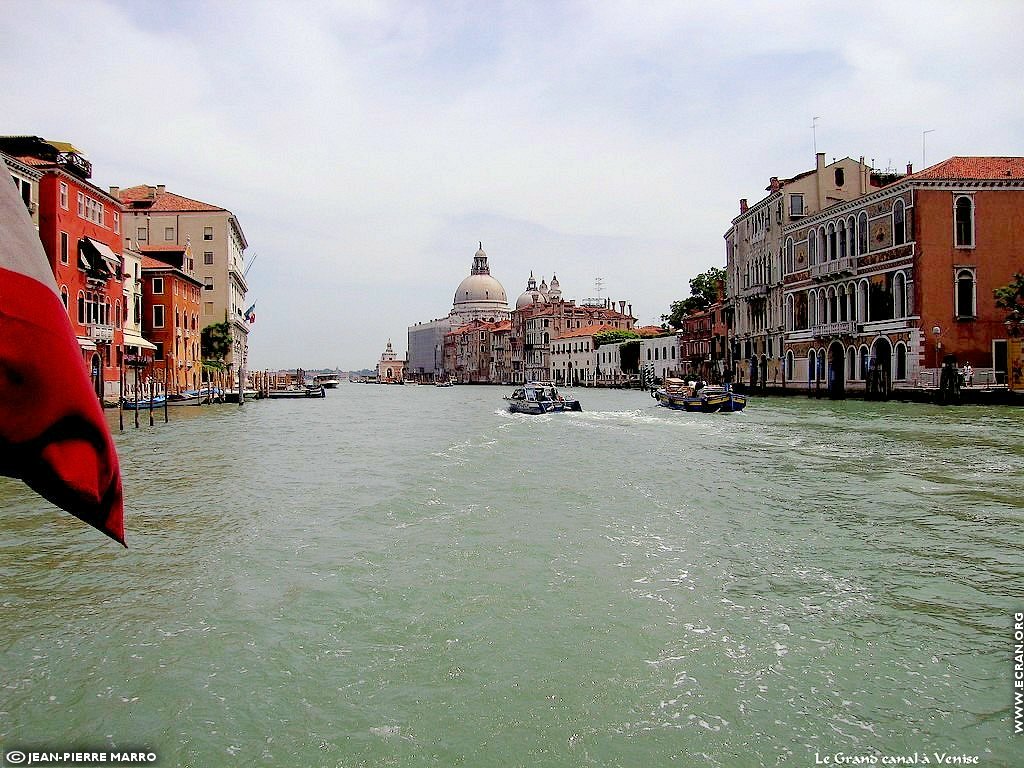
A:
0;172;124;545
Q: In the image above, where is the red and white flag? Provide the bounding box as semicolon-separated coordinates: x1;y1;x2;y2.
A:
0;170;125;545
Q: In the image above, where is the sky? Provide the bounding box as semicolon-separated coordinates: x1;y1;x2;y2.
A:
2;0;1023;370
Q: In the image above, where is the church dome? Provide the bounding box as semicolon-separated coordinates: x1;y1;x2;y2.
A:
515;271;548;310
451;244;509;318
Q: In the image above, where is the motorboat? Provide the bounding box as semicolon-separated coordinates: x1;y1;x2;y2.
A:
505;382;582;414
653;378;747;413
121;394;167;410
314;374;341;389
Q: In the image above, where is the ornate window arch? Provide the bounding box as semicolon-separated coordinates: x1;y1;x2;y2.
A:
858;211;868;255
954;195;974;248
955;268;976;318
893;199;906;245
893;271;907;319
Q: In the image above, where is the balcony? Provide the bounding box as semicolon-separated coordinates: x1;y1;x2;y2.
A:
810;256;857;281
740;283;769;298
811;320;856;338
87;323;114;342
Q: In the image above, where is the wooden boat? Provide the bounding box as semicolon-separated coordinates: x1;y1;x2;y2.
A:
166;389;211;406
505;382;582;414
434;377;455;387
268;384;326;399
653;379;747;413
121;394;167;410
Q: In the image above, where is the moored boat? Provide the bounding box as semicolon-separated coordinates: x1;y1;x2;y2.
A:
653;379;747;413
121;394;167;410
505;382;582;414
268;384;326;399
166;389;211;406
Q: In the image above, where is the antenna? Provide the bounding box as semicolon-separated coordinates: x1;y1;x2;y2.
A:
594;276;605;297
812;116;821;154
922;129;935;169
243;251;258;278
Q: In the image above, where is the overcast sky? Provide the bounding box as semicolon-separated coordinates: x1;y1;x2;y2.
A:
3;1;1022;370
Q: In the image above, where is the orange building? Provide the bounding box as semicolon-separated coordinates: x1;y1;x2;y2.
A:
782;156;1024;395
140;245;203;393
1;136;126;400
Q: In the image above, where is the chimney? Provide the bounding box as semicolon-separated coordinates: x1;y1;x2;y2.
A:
769;176;780;193
628;303;633;317
816;152;825;172
740;198;748;214
816;152;827;209
157;184;166;194
619;300;626;315
109;185;119;197
859;156;867;193
906;163;913;175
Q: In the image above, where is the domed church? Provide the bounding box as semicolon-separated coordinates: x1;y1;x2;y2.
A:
450;243;511;325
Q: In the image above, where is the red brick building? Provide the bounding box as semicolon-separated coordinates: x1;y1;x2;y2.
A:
140;245;203;393
1;136;125;400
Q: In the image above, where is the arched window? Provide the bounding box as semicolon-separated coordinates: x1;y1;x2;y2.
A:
827;222;837;260
893;199;906;245
955;196;974;247
835;167;845;187
858;211;868;255
808;291;818;327
807;229;817;265
838;219;847;259
786;351;794;380
77;291;85;324
807;350;816;383
786;237;794;273
785;294;794;331
859;345;870;379
847;347;856;381
893;272;907;319
858;280;870;323
60;285;69;311
895;344;907;380
956;269;976;318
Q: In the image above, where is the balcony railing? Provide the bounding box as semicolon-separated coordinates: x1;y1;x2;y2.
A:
87;323;114;342
811;320;856;337
810;256;857;281
740;283;769;298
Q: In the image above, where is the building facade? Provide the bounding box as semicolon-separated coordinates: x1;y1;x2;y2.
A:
140;245;203;393
782;156;1024;395
118;185;249;382
725;153;880;388
1;136;127;400
377;340;404;383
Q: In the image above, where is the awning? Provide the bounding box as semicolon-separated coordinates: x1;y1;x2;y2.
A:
76;336;96;351
83;237;121;270
122;332;157;351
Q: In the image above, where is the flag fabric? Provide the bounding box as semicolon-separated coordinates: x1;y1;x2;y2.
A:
244;302;256;324
0;171;125;545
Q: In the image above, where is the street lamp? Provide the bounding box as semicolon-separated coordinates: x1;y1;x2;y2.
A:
932;325;942;384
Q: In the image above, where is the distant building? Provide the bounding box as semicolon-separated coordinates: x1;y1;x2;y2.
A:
782;156;1024;394
377;340;405;383
407;243;511;381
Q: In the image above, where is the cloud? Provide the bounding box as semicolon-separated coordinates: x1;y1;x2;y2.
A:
2;0;1022;368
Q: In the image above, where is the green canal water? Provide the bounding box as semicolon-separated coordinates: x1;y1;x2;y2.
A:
1;386;1022;767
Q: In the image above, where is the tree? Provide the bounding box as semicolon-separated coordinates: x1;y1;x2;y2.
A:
994;272;1024;337
593;329;640;347
201;320;233;374
662;266;726;329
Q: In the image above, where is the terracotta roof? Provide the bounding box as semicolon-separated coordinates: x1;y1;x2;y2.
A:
636;325;667;337
491;320;512;332
555;324;618;339
10;154;51;168
905;156;1024;181
140;256;175;270
118;185;226;212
